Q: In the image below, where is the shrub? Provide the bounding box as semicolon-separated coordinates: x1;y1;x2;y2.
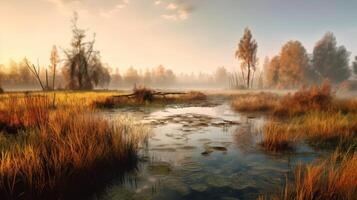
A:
274;81;333;117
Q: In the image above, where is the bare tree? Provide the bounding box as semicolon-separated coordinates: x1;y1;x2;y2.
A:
235;28;258;89
63;12;110;90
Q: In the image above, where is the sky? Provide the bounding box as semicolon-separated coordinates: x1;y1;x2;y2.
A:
1;0;357;74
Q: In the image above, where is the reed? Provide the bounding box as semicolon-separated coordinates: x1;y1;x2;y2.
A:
232;92;279;112
285;151;357;200
0;95;149;199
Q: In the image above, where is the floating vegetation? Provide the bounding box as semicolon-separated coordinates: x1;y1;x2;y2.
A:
147;162;172;176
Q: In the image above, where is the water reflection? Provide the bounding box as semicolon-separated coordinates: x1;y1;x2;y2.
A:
97;102;322;200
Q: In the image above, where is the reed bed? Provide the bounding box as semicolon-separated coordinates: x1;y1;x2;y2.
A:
259;150;357;200
232;92;280;112
232;82;357;116
260;121;299;152
0;95;149;199
287;151;356;200
260;111;357;151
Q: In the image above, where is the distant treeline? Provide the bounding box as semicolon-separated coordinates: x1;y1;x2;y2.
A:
264;32;357;89
110;65;230;89
1;14;357;91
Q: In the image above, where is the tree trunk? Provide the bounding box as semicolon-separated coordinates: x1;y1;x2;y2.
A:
247;64;251;89
46;69;49;90
251;70;255;88
52;63;56;90
240;66;246;86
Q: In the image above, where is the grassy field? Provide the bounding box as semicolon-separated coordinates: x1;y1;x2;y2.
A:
231;83;357;200
0;91;149;199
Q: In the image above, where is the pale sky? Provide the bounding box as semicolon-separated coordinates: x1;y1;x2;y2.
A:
1;0;357;73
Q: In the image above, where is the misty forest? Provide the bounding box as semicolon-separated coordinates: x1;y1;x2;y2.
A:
0;1;356;200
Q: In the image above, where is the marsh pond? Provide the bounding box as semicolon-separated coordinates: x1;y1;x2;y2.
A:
96;97;324;200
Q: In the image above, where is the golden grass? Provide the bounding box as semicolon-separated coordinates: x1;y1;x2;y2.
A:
0;95;149;199
260;121;299;152
259;150;357;200
285;151;357;200
260;111;357;151
232;82;357;117
232;92;279;112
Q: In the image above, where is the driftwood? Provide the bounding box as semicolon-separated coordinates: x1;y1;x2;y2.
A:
112;92;186;99
25;59;45;90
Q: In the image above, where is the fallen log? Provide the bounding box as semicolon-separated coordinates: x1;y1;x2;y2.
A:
112;92;186;98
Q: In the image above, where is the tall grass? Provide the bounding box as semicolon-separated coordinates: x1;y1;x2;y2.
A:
232;92;279;112
259;150;357;200
260;121;299;152
260;111;357;151
232;82;357;116
285;151;357;200
0;95;149;199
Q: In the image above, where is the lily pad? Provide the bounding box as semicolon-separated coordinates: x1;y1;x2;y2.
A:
148;162;172;175
191;183;208;192
206;175;231;187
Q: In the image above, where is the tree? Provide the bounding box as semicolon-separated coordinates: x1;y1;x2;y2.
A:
50;45;59;90
124;66;140;85
214;66;228;86
353;56;357;76
279;41;309;87
63;12;111;90
312;32;351;83
265;56;280;88
235;28;258;88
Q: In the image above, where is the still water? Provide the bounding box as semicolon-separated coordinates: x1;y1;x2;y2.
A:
97;100;322;200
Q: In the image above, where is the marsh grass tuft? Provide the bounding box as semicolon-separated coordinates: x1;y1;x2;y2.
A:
232;92;279;112
0;95;149;199
260;121;299;152
284;150;357;200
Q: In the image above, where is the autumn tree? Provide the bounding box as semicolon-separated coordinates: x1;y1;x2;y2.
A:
63;12;111;90
265;56;280;88
235;28;258;88
312;32;351;83
279;41;309;87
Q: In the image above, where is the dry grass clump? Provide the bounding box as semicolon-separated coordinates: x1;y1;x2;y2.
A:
259;150;357;200
233;82;357;116
0;95;51;133
284;151;357;200
232;92;279;112
260;111;357;151
274;82;333;117
179;91;207;101
297;112;357;144
0;96;149;199
260;121;299;152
